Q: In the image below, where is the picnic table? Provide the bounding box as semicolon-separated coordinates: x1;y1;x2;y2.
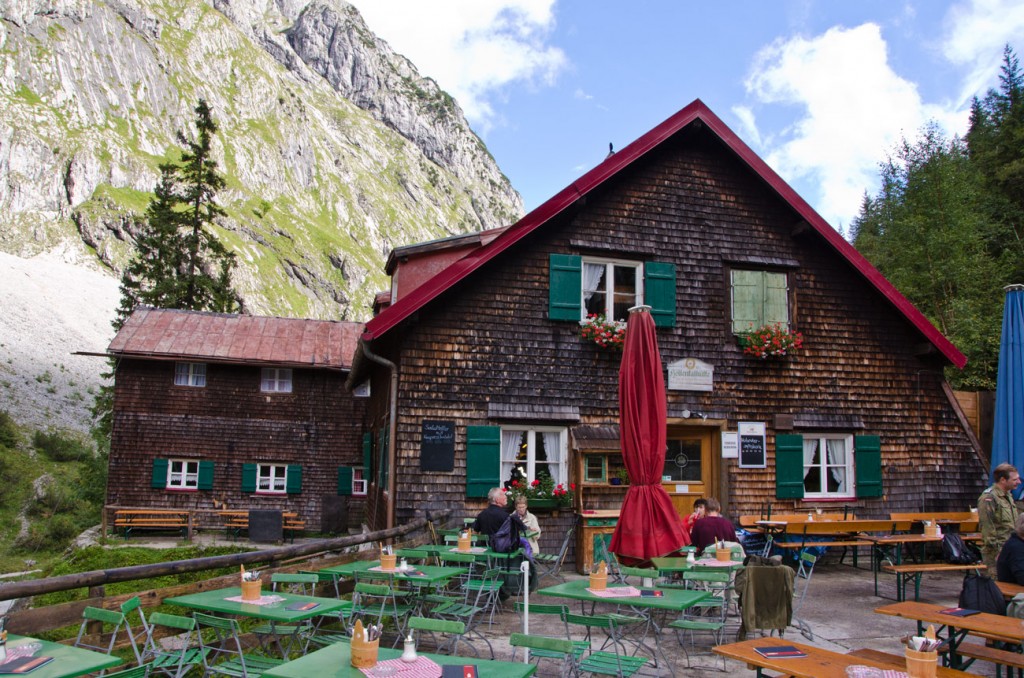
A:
1;634;123;678
113;508;191;540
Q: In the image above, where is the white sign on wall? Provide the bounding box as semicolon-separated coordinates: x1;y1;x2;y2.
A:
667;358;714;392
721;432;738;459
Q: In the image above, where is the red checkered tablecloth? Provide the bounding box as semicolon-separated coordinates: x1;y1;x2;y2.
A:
358;656;442;676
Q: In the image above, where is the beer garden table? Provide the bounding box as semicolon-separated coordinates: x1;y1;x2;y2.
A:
0;634;123;678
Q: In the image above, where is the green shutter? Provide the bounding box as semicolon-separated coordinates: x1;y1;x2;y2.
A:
549;254;582;320
731;270;762;333
378;428;390;488
855;435;883;498
241;464;257;493
362;432;372;473
775;434;805;499
151;459;169;488
197;461;214;490
337;466;354;496
286;465;303;494
764;272;789;326
644;261;676;328
466;425;500;498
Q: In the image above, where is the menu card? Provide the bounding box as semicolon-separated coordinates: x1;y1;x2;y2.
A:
753;645;807;659
0;656;55;674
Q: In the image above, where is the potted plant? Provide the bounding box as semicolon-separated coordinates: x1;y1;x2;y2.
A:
737;322;804;359
610;468;629;486
505;471;575;508
578;314;626;350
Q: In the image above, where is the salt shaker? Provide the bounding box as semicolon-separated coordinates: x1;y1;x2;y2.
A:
401;634;417;662
686;550;696;564
400;558;408;571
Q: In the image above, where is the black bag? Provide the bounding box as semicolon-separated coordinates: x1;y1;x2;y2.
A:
489;513;525;553
959;572;1006;615
942;532;982;564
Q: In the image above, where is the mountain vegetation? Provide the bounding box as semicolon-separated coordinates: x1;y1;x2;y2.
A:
850;45;1024;389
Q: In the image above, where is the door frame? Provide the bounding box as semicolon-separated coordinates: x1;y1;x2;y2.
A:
664;418;728;516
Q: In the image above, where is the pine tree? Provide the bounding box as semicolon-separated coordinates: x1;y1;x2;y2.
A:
95;100;239;440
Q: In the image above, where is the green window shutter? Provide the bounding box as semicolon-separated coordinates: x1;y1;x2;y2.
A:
644;261;676;328
855;435;883;498
549;254;582;320
151;459;169;488
197;461;215;490
764;272;789;326
466;425;500;498
362;432;372;473
731;270;763;333
241;464;257;493
379;428;390;487
775;434;805;499
337;467;354;496
286;465;303;494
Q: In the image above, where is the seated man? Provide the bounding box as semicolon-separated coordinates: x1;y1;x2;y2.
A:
997;513;1024;585
473;487;510;535
689;497;737;556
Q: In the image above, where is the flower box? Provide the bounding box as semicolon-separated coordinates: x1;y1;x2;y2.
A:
737;323;803;360
579;314;626;350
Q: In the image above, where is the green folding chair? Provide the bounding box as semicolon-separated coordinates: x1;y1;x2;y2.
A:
513;602;588;670
406;616;466;655
510;633;577;678
193;612;284;678
141;612;207;678
103;665;152;678
563;611;649;677
74;606;128;675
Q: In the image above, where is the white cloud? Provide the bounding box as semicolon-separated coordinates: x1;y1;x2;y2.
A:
730;105;761;147
347;0;567;132
574;88;593;101
943;0;1024;104
742;23;952;229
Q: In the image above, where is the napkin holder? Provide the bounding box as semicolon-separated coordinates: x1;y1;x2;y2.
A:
350;621;380;668
457;531;472;552
715;548;732;562
905;647;938;677
240;578;262;601
924;523;940;537
589;560;608;590
380;553;397;571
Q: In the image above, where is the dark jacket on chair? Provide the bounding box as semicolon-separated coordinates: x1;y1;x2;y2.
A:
736;564;794;639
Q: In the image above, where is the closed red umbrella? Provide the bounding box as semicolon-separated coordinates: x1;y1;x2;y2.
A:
609;306;688;566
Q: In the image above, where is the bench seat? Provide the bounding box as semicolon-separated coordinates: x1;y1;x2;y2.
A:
113;511;190;540
881;563;986;602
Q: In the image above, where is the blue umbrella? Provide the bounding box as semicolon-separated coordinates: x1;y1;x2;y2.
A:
992;284;1024;491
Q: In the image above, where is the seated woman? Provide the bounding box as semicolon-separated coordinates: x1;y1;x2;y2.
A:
997;513;1024;585
514;496;541;556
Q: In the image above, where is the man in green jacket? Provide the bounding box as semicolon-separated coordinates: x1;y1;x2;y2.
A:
979;463;1021;572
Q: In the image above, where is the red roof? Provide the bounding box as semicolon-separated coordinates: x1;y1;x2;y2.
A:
109;307;362;370
363;99;966;368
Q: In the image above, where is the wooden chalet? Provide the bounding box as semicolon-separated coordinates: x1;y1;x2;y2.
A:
350;99;987;566
106;307;367;533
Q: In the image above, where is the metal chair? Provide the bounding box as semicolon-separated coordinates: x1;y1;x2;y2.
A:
193;612;284;678
119;596;149;666
562;611;649;677
791;550;817;640
513;602;588;672
405;616;466;655
141;612;207;678
510;632;578;678
668;569;732;671
103;665;152;678
74;606;128;674
347;581;414;644
252;573;319;658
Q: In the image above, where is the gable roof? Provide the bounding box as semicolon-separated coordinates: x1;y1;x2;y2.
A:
109;307;362;370
363;99;966;368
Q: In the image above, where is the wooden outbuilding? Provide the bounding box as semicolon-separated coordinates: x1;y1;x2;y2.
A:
350;99;987;564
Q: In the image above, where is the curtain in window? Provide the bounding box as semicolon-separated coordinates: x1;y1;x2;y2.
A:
541;431;563;484
802;439;820;492
826;438;846;492
582;263;605;305
500;430;521;483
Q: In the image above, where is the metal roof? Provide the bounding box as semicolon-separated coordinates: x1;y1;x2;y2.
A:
362;98;966;369
108;307;362;370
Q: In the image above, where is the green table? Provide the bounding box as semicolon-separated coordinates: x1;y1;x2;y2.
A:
166;587;349;621
261;641;536;677
2;635;122;678
319;562;468;585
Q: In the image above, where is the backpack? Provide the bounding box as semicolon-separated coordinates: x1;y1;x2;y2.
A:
942;532;982;565
959;573;1006;615
1008;593;1024;619
489;513;525;554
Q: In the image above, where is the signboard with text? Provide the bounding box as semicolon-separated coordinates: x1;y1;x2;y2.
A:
738;421;766;468
420;420;455;471
666;358;714;392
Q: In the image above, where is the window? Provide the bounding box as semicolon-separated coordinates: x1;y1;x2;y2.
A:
500;427;568;489
730;269;789;333
174;362;206;387
583;455;607;483
353;468;367;496
257;464;288;493
802;434;854;499
664;439;702;482
261;368;293;393
167;459;199;489
583;258;642;321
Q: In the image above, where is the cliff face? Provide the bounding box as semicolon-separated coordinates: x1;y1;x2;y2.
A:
0;0;522;320
0;0;523;432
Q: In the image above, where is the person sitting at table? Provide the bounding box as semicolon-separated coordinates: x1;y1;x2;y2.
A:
514;495;541;556
682;497;707;542
473;487;511;535
689;497;738;556
997;513;1024;585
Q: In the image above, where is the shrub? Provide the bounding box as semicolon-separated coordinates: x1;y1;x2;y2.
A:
0;409;19;449
33;430;89;461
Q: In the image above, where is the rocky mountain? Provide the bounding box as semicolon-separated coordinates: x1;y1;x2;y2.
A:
0;0;524;433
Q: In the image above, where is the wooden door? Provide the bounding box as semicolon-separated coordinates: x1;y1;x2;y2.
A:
662;428;714;521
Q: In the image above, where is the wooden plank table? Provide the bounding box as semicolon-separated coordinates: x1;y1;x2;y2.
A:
1;634;123;678
262;640;536;677
864;532;945;599
997;580;1024;599
713;636;970;677
875;600;1024;669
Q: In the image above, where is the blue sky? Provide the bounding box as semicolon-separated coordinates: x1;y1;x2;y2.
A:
348;1;1023;234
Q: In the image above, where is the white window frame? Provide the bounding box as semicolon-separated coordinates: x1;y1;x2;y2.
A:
257;463;288;494
353;468;367;496
730;269;790;334
167;459;199;490
500;427;568;489
174;362;207;387
802;433;855;499
582;257;643;322
261;368;293;393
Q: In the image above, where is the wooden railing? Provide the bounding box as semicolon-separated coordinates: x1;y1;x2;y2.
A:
0;513;449;639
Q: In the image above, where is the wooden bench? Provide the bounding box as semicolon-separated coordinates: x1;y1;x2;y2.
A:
114;509;191;540
951;641;1024;675
881;562;986;602
774;520;911;568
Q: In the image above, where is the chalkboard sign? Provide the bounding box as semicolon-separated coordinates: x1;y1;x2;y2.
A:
738;421;767;468
420;420;455;471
